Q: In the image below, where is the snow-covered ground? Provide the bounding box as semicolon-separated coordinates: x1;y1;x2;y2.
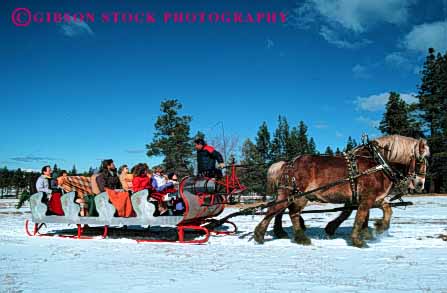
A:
1;197;447;293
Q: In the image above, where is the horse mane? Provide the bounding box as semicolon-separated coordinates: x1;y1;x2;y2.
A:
373;135;430;165
267;161;286;194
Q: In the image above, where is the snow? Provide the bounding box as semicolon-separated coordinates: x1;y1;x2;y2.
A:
1;197;447;292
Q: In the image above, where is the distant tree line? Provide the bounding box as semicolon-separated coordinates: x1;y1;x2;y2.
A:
0;164;92;198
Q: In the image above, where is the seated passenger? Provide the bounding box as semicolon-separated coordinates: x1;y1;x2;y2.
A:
57;170;89;217
166;172;183;215
118;164;133;192
96;159;122;192
98;159;133;217
36;165;64;216
151;166;174;192
167;172;179;189
132;163;151;193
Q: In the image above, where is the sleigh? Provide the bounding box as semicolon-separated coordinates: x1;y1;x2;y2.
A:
25;167;245;244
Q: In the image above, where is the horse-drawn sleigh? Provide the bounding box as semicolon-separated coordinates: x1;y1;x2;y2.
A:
25;135;429;247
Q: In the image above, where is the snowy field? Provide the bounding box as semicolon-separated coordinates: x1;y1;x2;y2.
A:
1;197;447;293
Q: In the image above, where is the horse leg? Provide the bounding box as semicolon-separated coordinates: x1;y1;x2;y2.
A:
273;210;306;239
289;198;310;245
325;206;352;236
375;202;392;233
254;190;289;244
273;212;288;239
254;213;276;244
361;210;373;240
351;196;375;248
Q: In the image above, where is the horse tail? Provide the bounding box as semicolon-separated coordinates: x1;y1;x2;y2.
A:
267;161;287;194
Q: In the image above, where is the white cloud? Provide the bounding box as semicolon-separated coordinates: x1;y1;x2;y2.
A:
356;116;380;128
355;92;417;112
335;131;343;138
401;21;447;53
384;51;420;73
352;64;371;79
385;52;408;66
319;25;371;48
312;0;413;33
290;0;414;48
60;17;94;37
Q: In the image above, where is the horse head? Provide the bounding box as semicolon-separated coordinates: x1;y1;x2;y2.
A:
407;156;428;193
414;138;430;161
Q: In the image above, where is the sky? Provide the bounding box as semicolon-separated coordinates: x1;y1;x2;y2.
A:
1;0;446;172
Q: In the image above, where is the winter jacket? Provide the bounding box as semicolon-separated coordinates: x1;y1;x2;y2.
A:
151;173;174;192
120;173;133;191
132;175;151;193
36;175;53;195
197;145;224;176
96;170;122;192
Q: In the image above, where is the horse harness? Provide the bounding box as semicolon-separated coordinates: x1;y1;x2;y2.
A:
279;141;408;205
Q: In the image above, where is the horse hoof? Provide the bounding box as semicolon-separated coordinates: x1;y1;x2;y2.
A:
325;224;336;236
294;230;311;245
352;238;365;248
253;231;265;244
362;229;373;240
374;220;388;234
295;236;311;245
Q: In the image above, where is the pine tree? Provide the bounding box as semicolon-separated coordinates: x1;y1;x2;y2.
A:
325;146;334;156
415;48;447;192
379;92;411;135
417;48;444;152
296;121;309;155
53;164;59;174
345;136;357;152
240;138;263;192
146;99;193;177
271;116;290;161
253;122;272;193
308;137;317;154
70;165;77;175
288;126;299;157
335;147;342;156
255;122;271;163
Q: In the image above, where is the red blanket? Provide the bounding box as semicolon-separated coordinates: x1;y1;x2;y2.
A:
105;188;133;217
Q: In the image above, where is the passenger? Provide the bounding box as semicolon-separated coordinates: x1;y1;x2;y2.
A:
148;166;171;215
167;172;184;215
56;171;93;217
36;165;64;216
36;165;53;200
151;166;174;192
96;159;122;192
97;160;134;217
132;163;151;193
167;172;179;189
90;169;102;195
118;164;133;192
55;170;69;190
194;138;225;178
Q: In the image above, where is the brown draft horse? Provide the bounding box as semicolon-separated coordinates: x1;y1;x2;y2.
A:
325;135;429;235
271;135;430;239
254;137;428;247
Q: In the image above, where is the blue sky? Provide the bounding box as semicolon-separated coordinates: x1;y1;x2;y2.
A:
1;0;446;171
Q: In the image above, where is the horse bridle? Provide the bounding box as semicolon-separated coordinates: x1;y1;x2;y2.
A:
408;156;427;177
